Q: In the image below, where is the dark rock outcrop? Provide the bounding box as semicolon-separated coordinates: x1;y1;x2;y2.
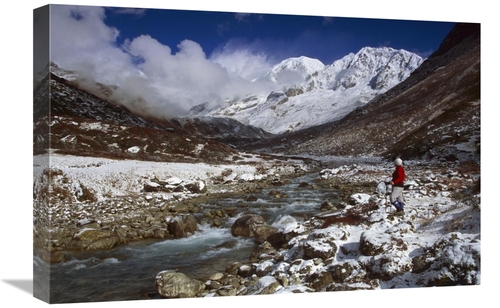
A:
155;271;205;298
230;214;266;238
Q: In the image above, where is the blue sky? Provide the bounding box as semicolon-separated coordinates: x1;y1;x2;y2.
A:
45;4;458;118
104;6;456;65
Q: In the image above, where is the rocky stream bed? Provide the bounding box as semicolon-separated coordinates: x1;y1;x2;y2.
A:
33;155;481;303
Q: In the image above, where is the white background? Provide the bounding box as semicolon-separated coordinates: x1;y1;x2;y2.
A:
1;1;495;307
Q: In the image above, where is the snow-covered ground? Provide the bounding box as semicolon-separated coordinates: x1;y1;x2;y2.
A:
198;159;481;295
33;153;481;300
33;152;310;202
32;152;314;257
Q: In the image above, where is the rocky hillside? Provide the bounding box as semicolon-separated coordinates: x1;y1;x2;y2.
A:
243;23;480;163
33;65;270;164
173;116;273;147
34;23;480;166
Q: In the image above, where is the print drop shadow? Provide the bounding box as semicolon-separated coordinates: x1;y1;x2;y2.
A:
2;279;33;295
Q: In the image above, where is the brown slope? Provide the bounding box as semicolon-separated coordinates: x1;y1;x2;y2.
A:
271;22;480;162
33;71;239;163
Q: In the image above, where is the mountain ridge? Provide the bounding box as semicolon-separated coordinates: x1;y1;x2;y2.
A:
243;22;480;162
192;46;423;134
34;22;480;164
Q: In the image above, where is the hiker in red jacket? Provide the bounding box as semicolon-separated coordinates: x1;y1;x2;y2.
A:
390;158;406;214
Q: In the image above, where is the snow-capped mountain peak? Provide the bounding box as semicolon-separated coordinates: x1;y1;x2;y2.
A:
322;46;423;91
193;46;423;134
263;56;325;85
275;56;325;73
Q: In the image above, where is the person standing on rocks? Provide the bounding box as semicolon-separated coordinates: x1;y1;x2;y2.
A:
389;158;406;215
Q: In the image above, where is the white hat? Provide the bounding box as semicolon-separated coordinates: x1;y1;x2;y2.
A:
394;158;403;166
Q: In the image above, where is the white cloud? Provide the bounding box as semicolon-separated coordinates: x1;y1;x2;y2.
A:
210;46;273;81
49;5;275;118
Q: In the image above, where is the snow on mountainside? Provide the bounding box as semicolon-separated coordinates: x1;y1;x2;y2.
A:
191;47;423;134
246;23;481;162
263;56;326;85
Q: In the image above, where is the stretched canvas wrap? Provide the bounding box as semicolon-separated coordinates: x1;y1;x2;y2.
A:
33;3;481;305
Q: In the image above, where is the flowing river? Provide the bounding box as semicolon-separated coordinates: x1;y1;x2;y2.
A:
35;172;341;303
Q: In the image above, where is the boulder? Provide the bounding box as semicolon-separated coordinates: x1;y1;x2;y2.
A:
303;238;337;260
67;229;120;251
155;271;205;298
184;180;207;193
231;214;265;237
245;195;258;202
307;270;334;291
216;286;238;297
359;230;393;256
249;241;278;262
298;182;310;188
165;177;183;186
268;189;283;198
253;225;279;244
310;226;349;241
267;223;307;248
169;203;189;213
208;272;225;281
358;231;412;281
254;260;275;277
166;214;198;238
143;181;162;192
226;262;243;276
251;276;282;295
320;200;336;211
288;259;318;277
349;193;371;205
330;260;366;283
424;232;480;286
360;253;412;281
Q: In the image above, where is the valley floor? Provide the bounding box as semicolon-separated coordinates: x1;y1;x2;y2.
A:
33;153;481;302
